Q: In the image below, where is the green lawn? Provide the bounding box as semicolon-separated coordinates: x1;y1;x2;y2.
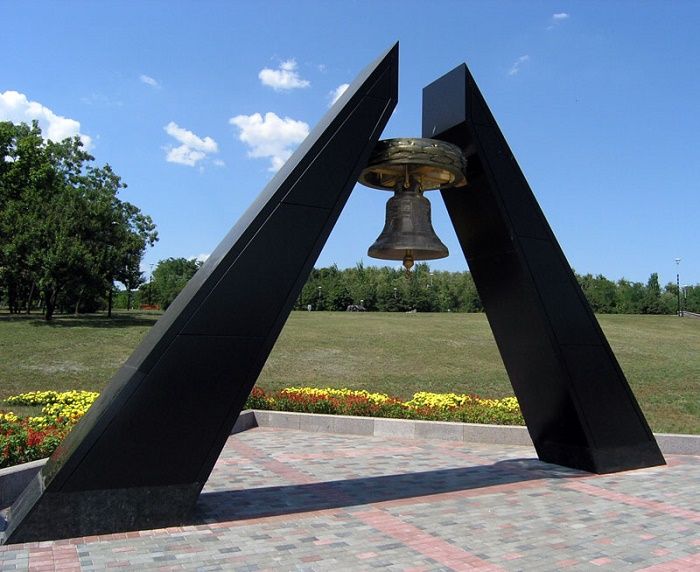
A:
1;311;698;434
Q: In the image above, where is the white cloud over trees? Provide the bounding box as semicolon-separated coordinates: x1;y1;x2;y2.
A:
0;90;92;149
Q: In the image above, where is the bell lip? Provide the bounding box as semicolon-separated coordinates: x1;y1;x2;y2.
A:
367;247;449;261
358;137;467;191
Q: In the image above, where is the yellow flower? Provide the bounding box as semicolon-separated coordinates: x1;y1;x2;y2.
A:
5;390;99;424
281;387;391;403
405;391;519;411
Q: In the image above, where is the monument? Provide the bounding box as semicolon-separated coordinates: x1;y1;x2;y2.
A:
1;43;664;545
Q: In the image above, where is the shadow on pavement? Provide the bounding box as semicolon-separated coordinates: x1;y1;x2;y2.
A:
193;458;586;524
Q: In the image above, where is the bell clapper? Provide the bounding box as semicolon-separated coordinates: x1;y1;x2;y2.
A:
402;251;414;276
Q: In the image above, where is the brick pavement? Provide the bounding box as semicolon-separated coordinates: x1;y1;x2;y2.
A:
0;427;698;571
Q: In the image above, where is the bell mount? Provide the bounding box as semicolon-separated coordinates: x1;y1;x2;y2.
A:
358;137;467;191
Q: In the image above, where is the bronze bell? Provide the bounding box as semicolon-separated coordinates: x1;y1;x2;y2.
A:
359;138;467;272
368;180;448;271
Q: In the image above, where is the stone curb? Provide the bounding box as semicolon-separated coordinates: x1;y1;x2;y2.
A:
653;432;700;455
250;410;700;454
0;458;47;509
2;410;698;510
251;410;535;445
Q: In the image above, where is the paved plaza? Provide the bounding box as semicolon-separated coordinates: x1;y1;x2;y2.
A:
0;427;698;571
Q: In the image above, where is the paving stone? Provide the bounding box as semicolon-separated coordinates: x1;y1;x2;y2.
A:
1;427;698;570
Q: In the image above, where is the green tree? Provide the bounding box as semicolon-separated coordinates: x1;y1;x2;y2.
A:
0;121;157;320
661;282;681;315
616;279;644;314
147;257;201;310
0;121;49;313
685;285;700;313
578;273;618;313
643;273;664;314
108;196;157;315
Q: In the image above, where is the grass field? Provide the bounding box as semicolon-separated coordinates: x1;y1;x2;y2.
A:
1;311;698;434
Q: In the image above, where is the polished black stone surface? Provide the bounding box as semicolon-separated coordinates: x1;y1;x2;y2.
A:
423;64;664;474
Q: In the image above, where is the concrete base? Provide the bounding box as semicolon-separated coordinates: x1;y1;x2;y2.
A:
3;474;200;544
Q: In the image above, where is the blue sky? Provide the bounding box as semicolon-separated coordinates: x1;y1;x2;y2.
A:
2;1;698;287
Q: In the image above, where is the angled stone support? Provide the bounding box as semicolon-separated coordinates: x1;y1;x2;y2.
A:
2;44;398;544
423;64;664;474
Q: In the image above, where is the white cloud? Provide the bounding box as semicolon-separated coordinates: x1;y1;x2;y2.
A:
163;121;218;167
548;12;570;29
229;112;309;172
166;146;206;166
258;59;310;91
140;74;161;88
80;93;123;107
165;122;217;152
329;83;350;106
0;90;93;149
191;253;210;264
212;158;226;167
508;55;530;76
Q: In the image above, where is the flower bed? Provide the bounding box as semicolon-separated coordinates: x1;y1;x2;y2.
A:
245;387;524;425
1;391;98;468
1;387;523;469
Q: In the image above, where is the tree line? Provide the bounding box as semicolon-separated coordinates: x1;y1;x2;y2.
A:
576;272;700;315
297;265;698;315
296;263;482;312
0;122;157;320
124;258;699;315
